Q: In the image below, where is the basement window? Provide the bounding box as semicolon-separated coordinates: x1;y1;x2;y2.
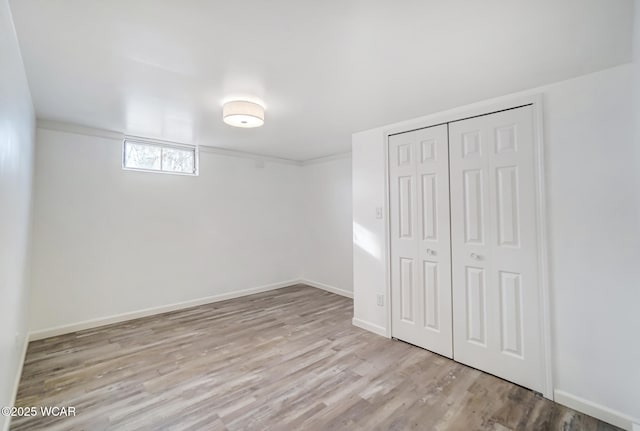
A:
123;138;198;175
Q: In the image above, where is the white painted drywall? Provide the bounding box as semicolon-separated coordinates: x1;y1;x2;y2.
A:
300;156;353;295
627;7;639;429
29;128;304;332
634;0;640;196
0;0;35;429
352;130;388;332
352;64;640;425
543;64;639;426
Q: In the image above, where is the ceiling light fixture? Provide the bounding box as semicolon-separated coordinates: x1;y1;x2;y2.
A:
222;100;265;128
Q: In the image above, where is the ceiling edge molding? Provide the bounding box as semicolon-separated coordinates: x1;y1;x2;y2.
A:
37;119;124;141
197;145;300;166
35;119;353;166
300;151;352;166
35;119;302;165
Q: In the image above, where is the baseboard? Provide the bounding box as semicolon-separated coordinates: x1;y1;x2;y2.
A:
3;333;29;431
300;279;353;298
352;317;388;337
554;390;640;431
29;279;301;341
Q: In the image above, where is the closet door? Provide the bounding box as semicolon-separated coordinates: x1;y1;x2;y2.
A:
389;124;452;358
449;106;543;392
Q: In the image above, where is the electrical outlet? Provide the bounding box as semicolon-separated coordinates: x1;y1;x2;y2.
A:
375;207;383;219
376;294;384;306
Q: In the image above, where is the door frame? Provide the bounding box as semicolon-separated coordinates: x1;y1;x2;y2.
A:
382;93;553;400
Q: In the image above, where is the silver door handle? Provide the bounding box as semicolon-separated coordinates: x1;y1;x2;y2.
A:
470;253;481;260
426;249;436;256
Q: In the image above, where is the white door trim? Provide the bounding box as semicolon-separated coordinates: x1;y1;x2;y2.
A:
382;93;553;400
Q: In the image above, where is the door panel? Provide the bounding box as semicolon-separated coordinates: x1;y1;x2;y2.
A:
421;174;438;241
499;271;523;357
449;105;543;392
389;124;452;358
400;258;414;322
465;266;486;346
463;169;484;244
423;260;439;330
496;167;520;247
398;176;414;238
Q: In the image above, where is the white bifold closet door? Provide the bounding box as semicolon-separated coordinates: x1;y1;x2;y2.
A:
449;105;543;393
389;124;453;358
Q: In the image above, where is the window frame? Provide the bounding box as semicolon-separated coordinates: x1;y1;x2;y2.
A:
122;137;199;176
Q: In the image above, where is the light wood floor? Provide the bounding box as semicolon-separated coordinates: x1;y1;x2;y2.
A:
13;285;619;431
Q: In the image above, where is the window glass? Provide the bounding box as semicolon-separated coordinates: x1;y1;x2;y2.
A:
124;142;161;170
123;139;197;175
162;147;195;173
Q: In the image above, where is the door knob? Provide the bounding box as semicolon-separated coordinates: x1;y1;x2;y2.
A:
426;249;436;256
470;253;481;260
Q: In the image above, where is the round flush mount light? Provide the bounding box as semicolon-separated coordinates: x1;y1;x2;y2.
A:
222;100;265;128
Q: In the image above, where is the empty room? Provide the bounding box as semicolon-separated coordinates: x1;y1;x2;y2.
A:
1;0;639;430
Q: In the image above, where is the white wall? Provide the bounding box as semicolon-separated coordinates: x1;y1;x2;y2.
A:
543;64;639;427
300;156;353;295
352;132;388;334
0;1;35;430
29;128;304;333
634;1;640;194
352;64;640;427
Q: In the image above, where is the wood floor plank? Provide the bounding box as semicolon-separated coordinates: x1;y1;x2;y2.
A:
11;285;621;431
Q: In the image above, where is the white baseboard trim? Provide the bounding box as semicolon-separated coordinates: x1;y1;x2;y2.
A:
29;280;301;341
352;317;388;338
300;279;353;298
554;390;640;431
3;333;29;431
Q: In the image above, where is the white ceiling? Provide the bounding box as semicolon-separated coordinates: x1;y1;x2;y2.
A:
10;0;633;161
